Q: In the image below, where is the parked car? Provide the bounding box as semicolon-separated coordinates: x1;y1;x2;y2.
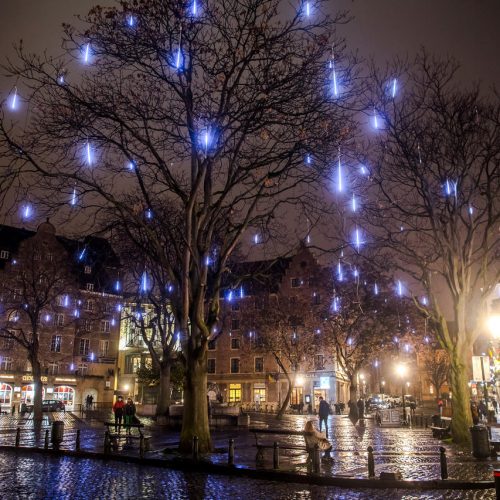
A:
26;399;65;412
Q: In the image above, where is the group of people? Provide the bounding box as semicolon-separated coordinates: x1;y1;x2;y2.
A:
112;396;137;433
470;399;498;424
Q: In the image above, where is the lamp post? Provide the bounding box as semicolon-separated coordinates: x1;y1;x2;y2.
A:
396;363;408;423
381;380;385;395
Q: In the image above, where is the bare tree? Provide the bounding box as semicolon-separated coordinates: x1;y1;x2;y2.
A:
0;225;77;419
422;347;449;400
0;0;359;452
362;50;500;443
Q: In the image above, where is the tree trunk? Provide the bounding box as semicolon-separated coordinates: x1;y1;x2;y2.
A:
31;356;43;421
449;351;472;445
348;378;359;420
276;372;293;420
179;347;211;453
155;362;171;417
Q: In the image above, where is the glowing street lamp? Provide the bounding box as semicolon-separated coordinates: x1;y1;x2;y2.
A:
487;315;500;339
395;363;408;422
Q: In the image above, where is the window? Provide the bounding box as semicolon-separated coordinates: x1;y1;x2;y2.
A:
231;302;240;311
77;363;88;375
253;387;266;403
99;340;109;357
291;278;301;288
100;320;110;333
47;253;53;262
56;295;65;307
84;266;92;274
230;358;240;374
79;338;90;356
207;358;216;374
50;335;62;353
231;319;240;331
0;250;9;259
2;338;14;350
229;383;241;403
54;314;64;327
84;320;92;332
254;357;264;373
231;338;240;350
208;339;216;350
84;300;94;311
0;357;13;371
48;362;58;375
315;354;325;370
0;383;12;405
125;355;141;374
312;293;321;305
34;253;41;261
86;283;94;292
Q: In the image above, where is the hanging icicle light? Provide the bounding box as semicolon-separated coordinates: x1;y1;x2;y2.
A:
351;193;357;212
337;260;344;282
140;271;149;293
391;78;397;98
171;27;184;71
305;154;312;165
331;297;340;313
21;203;33;221
330;55;339;98
78;248;86;261
82;43;91;64
191;0;199;16
145;208;153;220
421;296;428;306
111;317;116;327
374;283;379;295
240;286;244;299
114;280;121;292
397;280;404;297
336;152;343;192
127;14;136;27
353;227;363;252
253;233;260;245
8;87;19;111
372;107;380;130
70;187;78;207
227;290;234;302
304;1;311;17
127;160;135;171
84;141;94;166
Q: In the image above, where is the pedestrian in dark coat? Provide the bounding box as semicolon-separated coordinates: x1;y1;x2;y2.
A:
357;398;364;419
124;398;136;434
318;397;330;438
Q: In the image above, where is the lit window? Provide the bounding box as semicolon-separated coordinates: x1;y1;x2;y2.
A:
84;266;92;274
0;250;9;259
229;383;241;403
253;387;266;402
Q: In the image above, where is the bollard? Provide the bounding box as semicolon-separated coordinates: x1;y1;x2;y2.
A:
192;436;199;461
15;427;20;448
75;429;81;452
439;446;448;480
367;446;375;478
44;429;49;450
104;430;111;454
313;444;321;474
494;470;500;499
228;438;234;466
273;441;279;470
139;435;145;459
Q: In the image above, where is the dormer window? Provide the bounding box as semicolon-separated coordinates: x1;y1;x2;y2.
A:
84;266;92;274
86;283;94;292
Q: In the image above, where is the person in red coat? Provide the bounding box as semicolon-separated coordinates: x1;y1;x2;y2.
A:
113;396;125;432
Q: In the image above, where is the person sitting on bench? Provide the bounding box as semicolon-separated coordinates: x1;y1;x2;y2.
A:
304;420;332;460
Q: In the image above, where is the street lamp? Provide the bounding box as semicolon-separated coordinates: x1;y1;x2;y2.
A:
381;380;386;395
396;363;408;422
487;315;500;338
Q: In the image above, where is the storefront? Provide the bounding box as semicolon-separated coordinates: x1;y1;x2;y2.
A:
0;383;13;412
53;385;75;410
229;383;242;403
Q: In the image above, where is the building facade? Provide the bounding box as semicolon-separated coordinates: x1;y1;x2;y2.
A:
0;222;121;411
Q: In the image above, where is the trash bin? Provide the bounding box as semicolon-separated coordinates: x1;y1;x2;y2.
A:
470;425;490;458
51;421;64;445
431;414;441;427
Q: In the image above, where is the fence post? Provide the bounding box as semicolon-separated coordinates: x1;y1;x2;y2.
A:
192;436;199;461
139;435;145;459
75;429;81;451
273;441;279;470
313;444;321;473
228;438;234;466
15;427;20;448
44;429;49;450
439;446;448;480
104;430;110;454
367;446;375;478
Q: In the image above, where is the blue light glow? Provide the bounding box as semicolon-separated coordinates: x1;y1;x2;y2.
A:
127;15;136;27
306;234;311;244
115;280;121;292
227;290;233;302
85;141;93;166
391;78;397;98
57;75;65;85
331;297;340;313
353;267;359;279
468;206;474;215
205;255;211;266
331;58;339;98
127;161;135;171
116;303;123;312
141;272;149;293
145;209;153;219
192;0;198;15
78;248;86;261
353;227;363;252
305;1;311;17
372;107;380;129
64;295;69;307
90;352;95;361
83;43;91;64
351;193;357;212
70;187;77;206
44;314;51;322
240;286;244;299
374;283;379;295
305;154;312;165
9;87;18;110
337;260;343;281
360;165;368;176
21;203;32;220
397;280;403;297
253;233;260;244
111;317;116;327
421;296;428;306
337;155;343;192
73;309;80;318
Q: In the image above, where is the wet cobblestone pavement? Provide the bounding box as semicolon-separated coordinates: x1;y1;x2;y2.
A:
0;411;497;499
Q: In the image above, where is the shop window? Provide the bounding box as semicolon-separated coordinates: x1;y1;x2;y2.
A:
53;385;74;407
79;338;90;356
0;357;13;371
207;358;216;374
50;335;62;353
229;383;242;403
231;338;240;350
253;387;266;403
0;383;12;405
21;385;36;403
230;358;240;374
254;357;264;373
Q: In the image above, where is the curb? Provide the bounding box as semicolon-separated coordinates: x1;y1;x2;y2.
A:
0;446;494;491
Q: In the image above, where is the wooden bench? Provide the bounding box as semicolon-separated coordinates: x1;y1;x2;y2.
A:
249;427;316;463
430;417;451;439
104;422;151;451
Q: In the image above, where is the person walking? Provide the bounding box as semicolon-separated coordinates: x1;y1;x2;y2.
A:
124;398;136;435
318;396;330;438
304;420;332;460
113;396;125;433
357;398;364;419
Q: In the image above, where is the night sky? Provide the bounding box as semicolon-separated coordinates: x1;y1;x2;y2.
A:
1;0;499;92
